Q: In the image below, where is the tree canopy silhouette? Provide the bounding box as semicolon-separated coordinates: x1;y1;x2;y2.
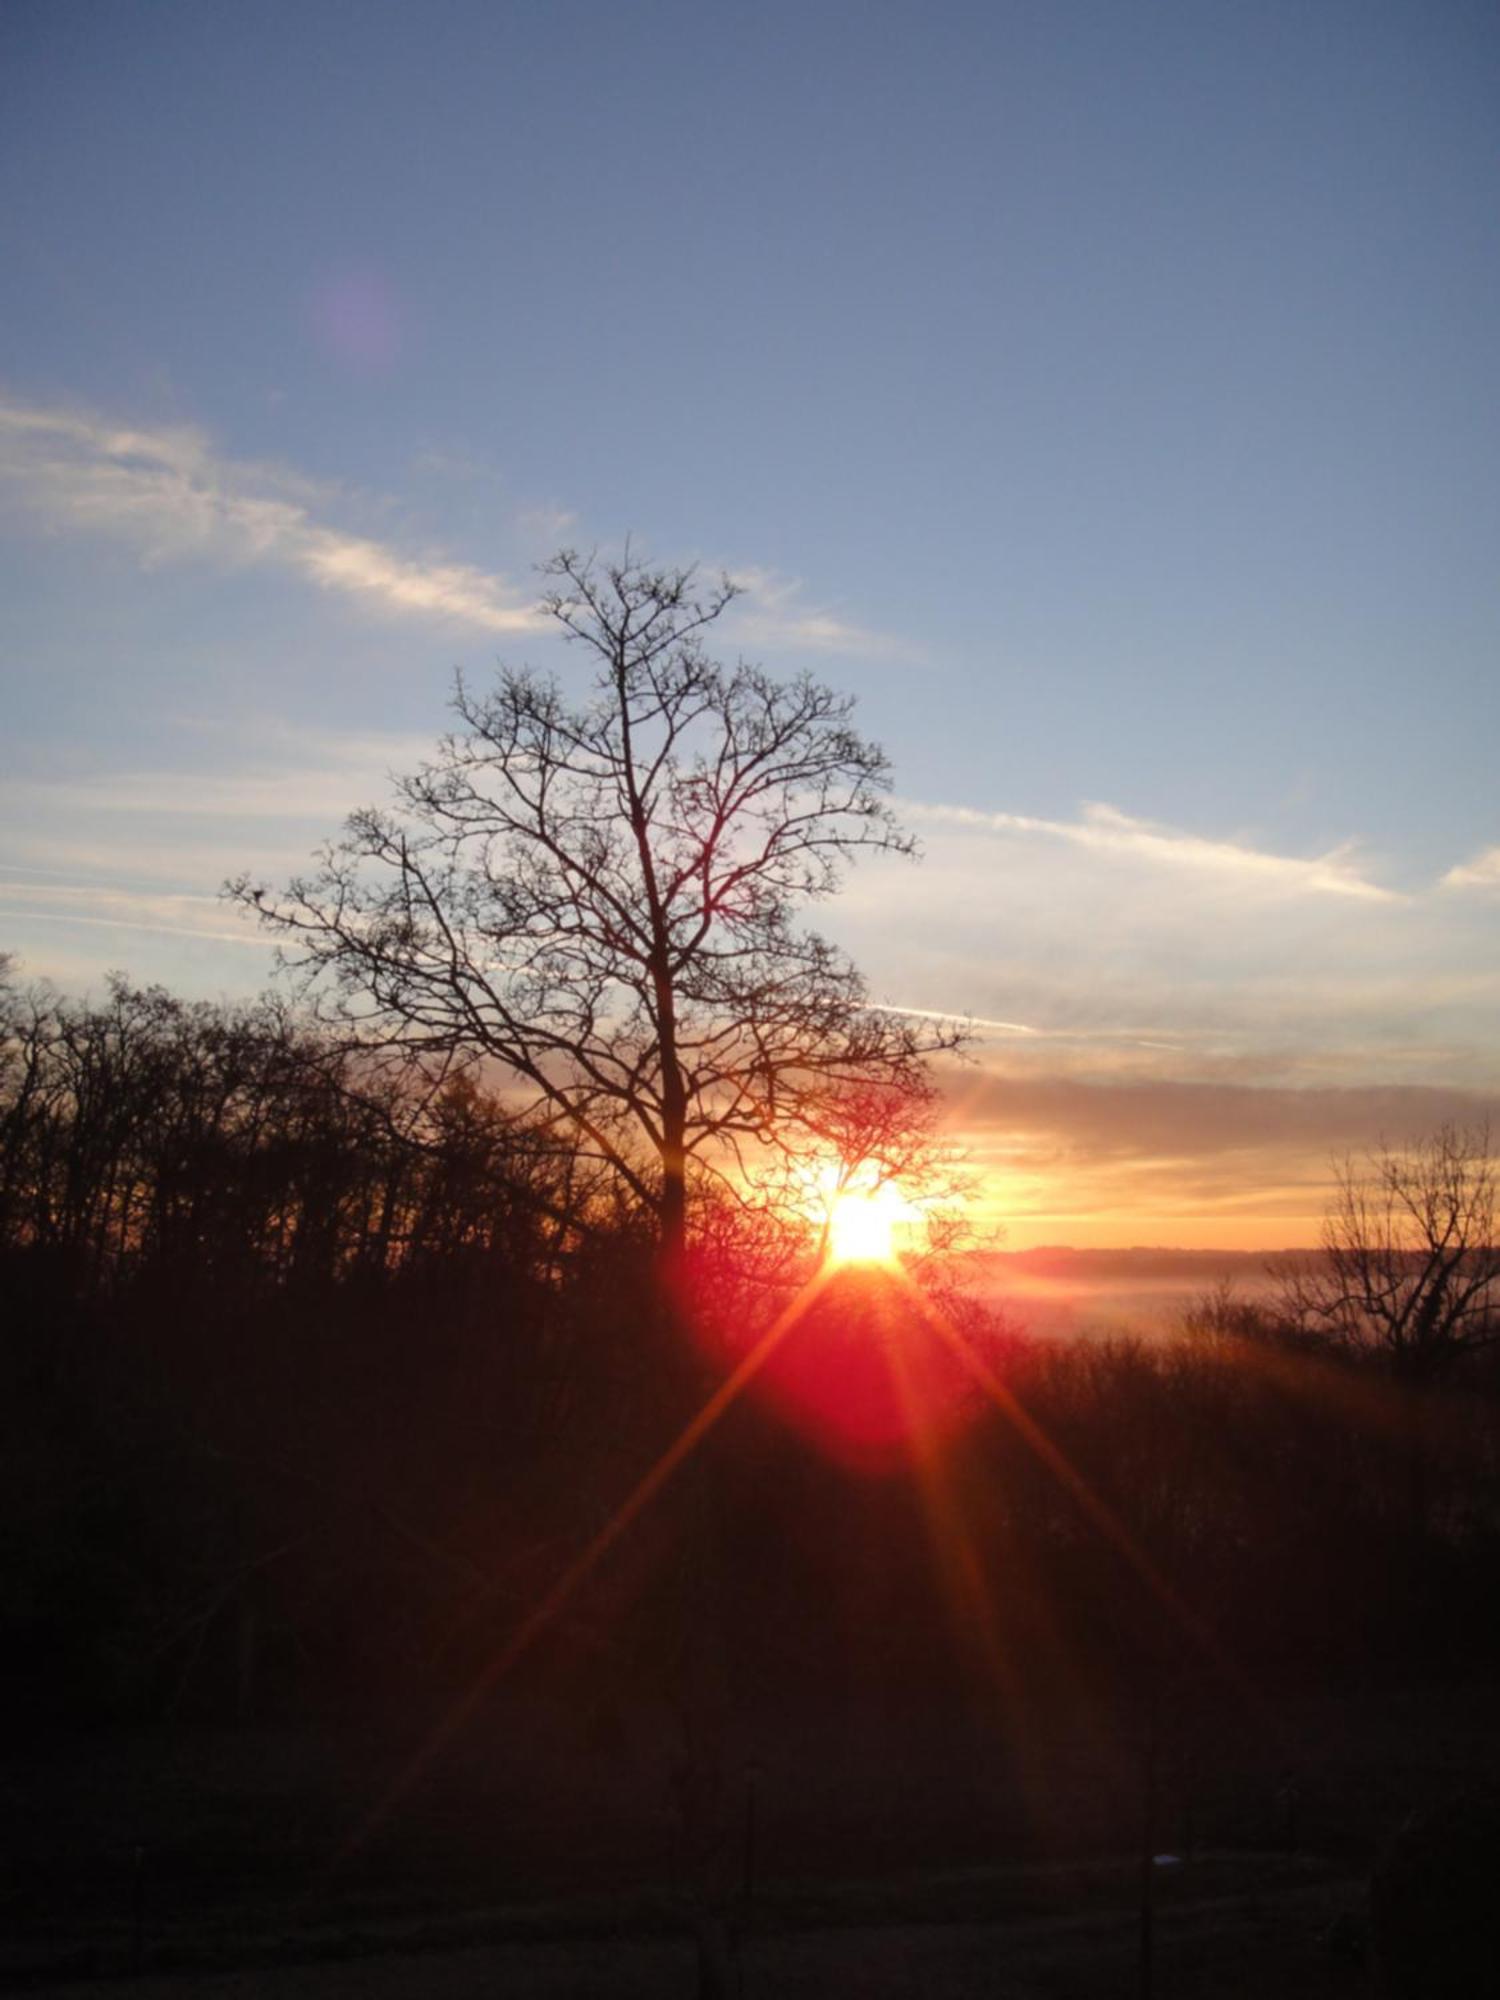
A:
232;551;957;1257
1285;1122;1499;1382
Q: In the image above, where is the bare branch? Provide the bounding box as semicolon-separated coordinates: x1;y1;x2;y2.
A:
230;548;963;1254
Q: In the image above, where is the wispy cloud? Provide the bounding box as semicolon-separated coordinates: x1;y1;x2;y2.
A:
0;877;268;950
952;1070;1500;1162
879;1002;1043;1037
515;503;580;543
906;798;1398;903
939;1066;1500;1246
3;726;435;827
826;796;1499;1096
726;565;904;658
1441;846;1500;893
0;727;441;974
0;396;543;633
877;1001;1182;1050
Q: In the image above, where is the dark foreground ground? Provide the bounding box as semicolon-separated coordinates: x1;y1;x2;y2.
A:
7;1856;1370;1999
5;1683;1496;1997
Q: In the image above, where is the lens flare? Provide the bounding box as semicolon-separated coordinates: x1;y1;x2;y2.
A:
827;1181;904;1264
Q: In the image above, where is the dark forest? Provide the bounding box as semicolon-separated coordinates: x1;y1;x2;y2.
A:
5;965;1500;1995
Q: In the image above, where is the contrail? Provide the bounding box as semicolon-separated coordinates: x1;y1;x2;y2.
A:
876;1001;1183;1050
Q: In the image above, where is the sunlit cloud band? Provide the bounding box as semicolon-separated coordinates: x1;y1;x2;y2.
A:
0;396;543;633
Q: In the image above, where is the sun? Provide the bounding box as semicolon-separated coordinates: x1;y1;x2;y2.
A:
826;1180;906;1265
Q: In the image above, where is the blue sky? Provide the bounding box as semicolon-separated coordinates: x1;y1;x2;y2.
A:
3;0;1497;1241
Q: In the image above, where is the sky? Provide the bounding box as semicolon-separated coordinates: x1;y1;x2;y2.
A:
2;0;1497;1247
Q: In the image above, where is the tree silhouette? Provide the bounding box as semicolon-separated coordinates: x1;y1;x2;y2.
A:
1283;1122;1500;1546
1285;1123;1499;1382
232;550;957;1259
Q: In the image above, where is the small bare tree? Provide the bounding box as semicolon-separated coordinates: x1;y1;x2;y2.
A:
1283;1123;1499;1545
231;550;958;1261
1285;1123;1499;1382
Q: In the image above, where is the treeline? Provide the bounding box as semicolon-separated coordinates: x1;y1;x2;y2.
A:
0;970;600;1289
4;967;1500;1739
0;969;671;1722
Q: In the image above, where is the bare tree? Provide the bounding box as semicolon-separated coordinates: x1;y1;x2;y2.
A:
231;550;958;1260
1285;1123;1499;1382
1283;1123;1499;1546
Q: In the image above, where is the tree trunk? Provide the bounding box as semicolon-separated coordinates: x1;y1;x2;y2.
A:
671;1458;736;2000
660;1145;687;1264
658;1059;688;1266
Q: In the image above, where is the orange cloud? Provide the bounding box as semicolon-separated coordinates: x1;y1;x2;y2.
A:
944;1069;1500;1249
